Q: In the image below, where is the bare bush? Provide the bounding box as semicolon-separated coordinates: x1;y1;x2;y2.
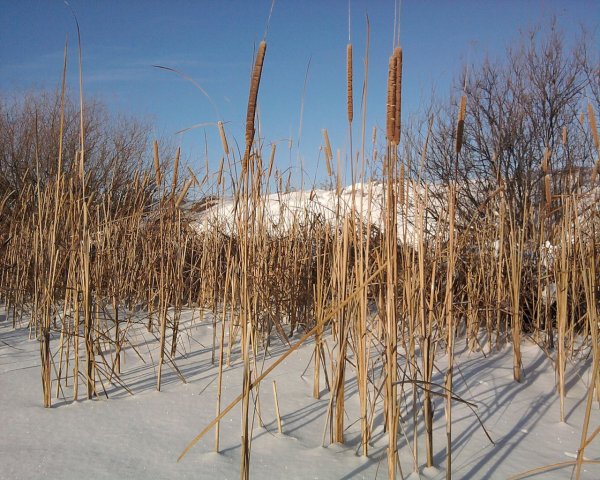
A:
0;90;154;200
416;20;599;226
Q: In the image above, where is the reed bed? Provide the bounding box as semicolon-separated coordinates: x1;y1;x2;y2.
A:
1;24;599;480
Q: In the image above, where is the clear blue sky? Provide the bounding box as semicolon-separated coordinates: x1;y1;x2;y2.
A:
1;0;598;188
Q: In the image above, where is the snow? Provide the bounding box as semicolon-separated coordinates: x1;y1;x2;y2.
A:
1;306;598;479
190;182;444;246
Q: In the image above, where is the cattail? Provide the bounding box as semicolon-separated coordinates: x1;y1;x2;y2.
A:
218;121;229;156
77;149;85;184
455;95;467;154
579;111;585;127
588;103;599;153
244;41;267;165
386;53;397;143
153;140;162;186
322;129;333;176
562;126;567;147
267;143;276;179
372;126;377;146
544;175;552;207
324;150;332;177
175;179;192;208
171;147;180;195
393;47;402;145
347;44;353;124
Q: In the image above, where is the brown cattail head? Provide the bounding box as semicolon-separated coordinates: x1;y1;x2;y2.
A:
561;126;567;147
386;53;397;144
393;47;402;145
218;121;229;156
244;41;267;167
588;103;599;153
347;43;353;124
455;95;467;155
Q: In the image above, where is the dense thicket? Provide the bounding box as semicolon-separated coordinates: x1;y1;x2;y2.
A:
413;22;599;225
0;91;154;200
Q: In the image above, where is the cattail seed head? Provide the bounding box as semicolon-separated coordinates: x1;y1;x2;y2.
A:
386;54;397;143
347;44;353;124
244;40;267;166
393;47;402;145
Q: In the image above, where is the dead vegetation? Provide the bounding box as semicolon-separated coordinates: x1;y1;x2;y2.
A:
0;12;598;480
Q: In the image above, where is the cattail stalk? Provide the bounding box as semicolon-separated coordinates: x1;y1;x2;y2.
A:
153;140;162;187
272;380;283;434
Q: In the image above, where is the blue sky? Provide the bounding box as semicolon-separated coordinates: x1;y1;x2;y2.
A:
1;0;598;187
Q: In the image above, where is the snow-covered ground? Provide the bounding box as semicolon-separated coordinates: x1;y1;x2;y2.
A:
1;306;597;479
190;181;445;245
